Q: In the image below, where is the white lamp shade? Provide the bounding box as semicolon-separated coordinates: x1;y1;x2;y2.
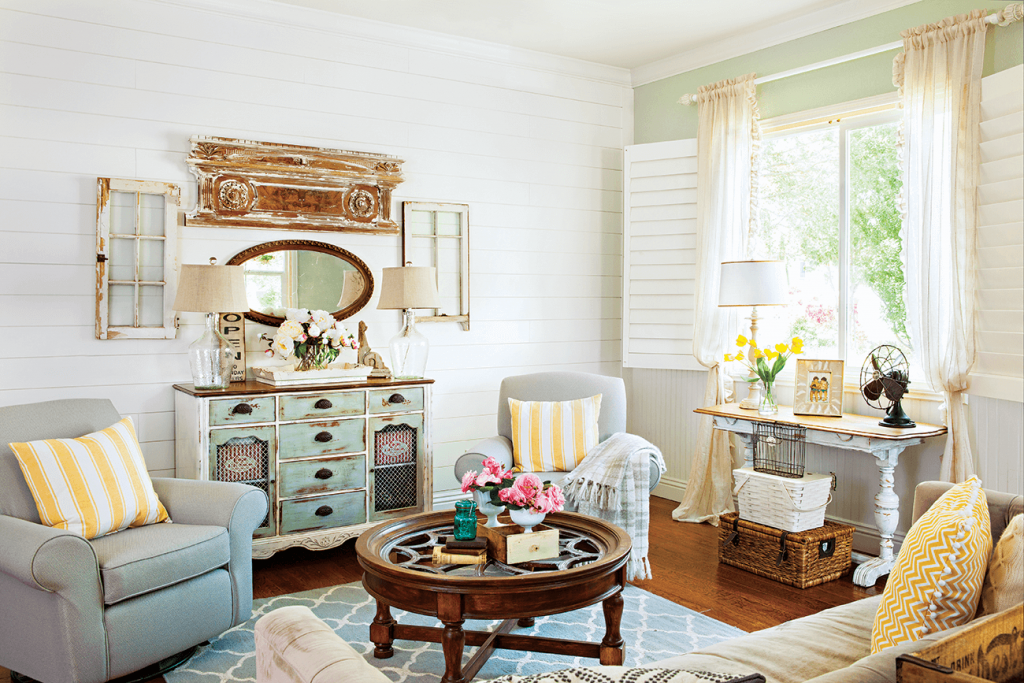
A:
377;266;441;310
172;264;249;313
718;260;788;307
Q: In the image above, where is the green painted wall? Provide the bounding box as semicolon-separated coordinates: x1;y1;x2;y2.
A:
634;0;1023;144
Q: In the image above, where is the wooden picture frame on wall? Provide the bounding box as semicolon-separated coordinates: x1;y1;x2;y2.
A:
794;359;845;417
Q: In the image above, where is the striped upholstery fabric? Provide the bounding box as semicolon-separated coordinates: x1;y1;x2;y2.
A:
508;395;602;473
871;476;992;653
9;417;169;539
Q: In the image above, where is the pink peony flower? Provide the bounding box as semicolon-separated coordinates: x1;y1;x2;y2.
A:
534;485;565;513
511;473;542;502
481;457;511;480
499;486;527;507
460;470;478;494
474;470;500;487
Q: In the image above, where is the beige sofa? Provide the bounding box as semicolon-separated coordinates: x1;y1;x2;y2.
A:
255;481;1022;683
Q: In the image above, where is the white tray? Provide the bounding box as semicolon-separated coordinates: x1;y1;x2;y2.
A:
251;363;373;386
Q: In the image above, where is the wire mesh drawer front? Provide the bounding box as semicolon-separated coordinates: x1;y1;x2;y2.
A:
753;422;807;478
216;435;272;529
374;422;418;513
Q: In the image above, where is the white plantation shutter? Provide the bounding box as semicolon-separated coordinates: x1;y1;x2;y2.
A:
971;64;1023;402
622;139;703;371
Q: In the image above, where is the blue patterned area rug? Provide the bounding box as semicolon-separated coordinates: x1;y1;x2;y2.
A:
165;582;745;682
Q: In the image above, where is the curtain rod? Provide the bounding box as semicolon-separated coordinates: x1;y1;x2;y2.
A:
679;3;1023;105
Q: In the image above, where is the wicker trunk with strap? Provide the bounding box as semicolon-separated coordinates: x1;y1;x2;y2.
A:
718;512;854;589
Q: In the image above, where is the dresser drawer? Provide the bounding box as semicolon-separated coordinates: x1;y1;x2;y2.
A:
278;391;365;422
210;397;275;426
369;387;424;414
280;491;366;534
278;418;365;460
279;454;365;498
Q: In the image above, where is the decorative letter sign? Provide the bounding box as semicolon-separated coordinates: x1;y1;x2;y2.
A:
185;137;404;234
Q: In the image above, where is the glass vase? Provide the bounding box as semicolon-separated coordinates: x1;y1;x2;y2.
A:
453;499;478;541
295;341;335;372
758;380;779;416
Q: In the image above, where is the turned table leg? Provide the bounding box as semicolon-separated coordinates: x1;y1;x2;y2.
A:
441;619;467;683
853;447;903;587
599;591;624;665
370;600;396;658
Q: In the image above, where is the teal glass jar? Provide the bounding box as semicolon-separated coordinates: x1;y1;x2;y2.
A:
453;499;478;541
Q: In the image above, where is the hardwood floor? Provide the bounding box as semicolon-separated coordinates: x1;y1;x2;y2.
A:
0;497;883;682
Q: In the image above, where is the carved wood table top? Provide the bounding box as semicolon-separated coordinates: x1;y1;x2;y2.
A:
356;510;632;683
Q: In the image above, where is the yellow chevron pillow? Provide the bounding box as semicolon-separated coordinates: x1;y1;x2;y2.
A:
871;476;992;653
508;395;602;472
10;417;170;539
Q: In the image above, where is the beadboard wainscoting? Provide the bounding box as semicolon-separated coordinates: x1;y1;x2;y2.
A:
625;368;1023;553
0;0;632;501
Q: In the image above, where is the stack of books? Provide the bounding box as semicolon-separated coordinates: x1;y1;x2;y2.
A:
432;537;487;565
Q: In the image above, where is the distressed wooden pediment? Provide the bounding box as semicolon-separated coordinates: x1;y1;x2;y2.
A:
185;136;404;234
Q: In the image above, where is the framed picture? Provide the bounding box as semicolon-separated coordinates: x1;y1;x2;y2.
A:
794;359;845;417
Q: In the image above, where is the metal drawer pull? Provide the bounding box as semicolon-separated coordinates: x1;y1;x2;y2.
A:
314;431;333;443
232;403;253;415
315;506;333;517
384;393;412;407
314;399;333;410
315;468;334;480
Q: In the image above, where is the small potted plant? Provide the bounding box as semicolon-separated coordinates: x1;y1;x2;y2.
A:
726;334;804;415
460;458;514;527
460;460;566;531
259;308;359;372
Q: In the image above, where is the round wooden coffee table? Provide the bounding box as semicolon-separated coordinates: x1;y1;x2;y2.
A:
355;510;632;683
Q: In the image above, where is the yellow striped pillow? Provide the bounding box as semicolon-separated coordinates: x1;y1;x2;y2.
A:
871;476;992;653
508;395;602;473
9;417;170;539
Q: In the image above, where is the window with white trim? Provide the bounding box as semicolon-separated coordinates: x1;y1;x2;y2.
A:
753;103;909;382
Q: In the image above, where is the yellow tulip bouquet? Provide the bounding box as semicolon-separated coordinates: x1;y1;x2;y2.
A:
725;335;803;413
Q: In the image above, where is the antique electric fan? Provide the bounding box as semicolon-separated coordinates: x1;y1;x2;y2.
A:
859;344;916;428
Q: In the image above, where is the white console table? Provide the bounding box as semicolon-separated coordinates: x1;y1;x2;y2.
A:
695;403;947;587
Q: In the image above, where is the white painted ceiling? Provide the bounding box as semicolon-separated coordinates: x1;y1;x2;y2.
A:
268;0;864;70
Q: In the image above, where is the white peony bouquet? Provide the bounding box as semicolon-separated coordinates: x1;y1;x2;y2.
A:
259;308;359;371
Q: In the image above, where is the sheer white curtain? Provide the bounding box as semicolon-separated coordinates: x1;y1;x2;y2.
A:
674;74;759;524
894;10;987;482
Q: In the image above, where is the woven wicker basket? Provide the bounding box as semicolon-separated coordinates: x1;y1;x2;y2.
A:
733;467;832;532
718;512;854;589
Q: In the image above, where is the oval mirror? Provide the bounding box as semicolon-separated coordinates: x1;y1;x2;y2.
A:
226;240;374;327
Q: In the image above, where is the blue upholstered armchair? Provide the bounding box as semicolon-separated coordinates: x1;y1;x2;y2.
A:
0;399;268;683
453;372;661;506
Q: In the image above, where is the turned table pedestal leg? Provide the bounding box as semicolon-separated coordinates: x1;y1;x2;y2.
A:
599;591;624;665
853;447;903;587
370;600;396;658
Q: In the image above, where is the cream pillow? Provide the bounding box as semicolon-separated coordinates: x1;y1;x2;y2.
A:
978;513;1023;616
871;476;992;653
508;395;601;472
9;417;170;539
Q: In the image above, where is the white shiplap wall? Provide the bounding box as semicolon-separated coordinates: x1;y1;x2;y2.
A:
0;0;631;501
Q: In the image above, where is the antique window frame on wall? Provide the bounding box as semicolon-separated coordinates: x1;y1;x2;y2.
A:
95;177;180;340
185;136;404;234
402;201;470;331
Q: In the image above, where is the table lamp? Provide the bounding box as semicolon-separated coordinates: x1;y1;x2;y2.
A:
173;258;249;389
377;265;441;379
719;260;788;409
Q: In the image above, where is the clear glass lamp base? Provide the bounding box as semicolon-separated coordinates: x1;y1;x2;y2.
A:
189;313;234;389
389;309;429;379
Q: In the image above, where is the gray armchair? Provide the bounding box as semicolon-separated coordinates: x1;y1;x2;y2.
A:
454;372;661;507
0;398;268;683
